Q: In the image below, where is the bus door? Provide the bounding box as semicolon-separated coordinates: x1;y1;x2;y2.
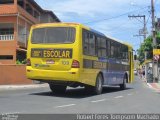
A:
129;51;134;83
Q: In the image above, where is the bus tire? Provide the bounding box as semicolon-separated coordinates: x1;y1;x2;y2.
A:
49;84;66;94
93;74;103;95
120;76;127;90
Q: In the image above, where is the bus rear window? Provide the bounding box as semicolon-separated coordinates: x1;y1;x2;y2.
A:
31;27;76;44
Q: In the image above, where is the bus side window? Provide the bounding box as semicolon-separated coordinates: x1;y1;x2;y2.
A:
95;36;98;56
110;41;114;58
107;39;111;58
121;45;128;61
83;30;96;56
97;36;101;57
89;33;96;56
97;37;107;58
83;31;89;55
116;43;121;59
101;38;107;57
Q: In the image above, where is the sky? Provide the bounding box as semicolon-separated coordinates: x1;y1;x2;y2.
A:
35;0;160;51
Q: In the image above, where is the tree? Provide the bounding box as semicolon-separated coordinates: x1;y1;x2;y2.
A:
137;34;160;64
156;31;160;48
137;36;153;64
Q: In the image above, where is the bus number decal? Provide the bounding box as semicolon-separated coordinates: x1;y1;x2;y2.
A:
31;50;42;57
62;61;69;65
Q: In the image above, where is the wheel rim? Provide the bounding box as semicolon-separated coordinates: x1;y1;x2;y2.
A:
123;77;127;88
97;75;102;91
124;77;126;84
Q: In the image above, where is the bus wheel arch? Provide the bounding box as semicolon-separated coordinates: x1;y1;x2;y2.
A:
49;84;67;94
98;72;104;85
125;72;129;83
85;72;104;95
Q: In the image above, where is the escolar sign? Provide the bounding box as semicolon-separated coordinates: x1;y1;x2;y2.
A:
31;49;72;58
153;49;160;55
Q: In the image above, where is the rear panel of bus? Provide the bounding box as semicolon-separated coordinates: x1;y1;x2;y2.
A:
26;23;83;84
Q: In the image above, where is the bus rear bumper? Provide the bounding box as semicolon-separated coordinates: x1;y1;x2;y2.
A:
26;67;80;83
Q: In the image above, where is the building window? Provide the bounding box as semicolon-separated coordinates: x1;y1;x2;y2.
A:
26;4;33;16
0;28;14;41
34;11;40;19
0;55;13;60
18;0;24;8
0;28;14;35
0;0;14;4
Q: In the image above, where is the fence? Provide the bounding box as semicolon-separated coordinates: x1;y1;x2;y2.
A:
0;34;14;41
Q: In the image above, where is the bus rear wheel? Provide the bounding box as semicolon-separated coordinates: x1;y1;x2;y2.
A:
49;84;67;94
120;76;127;90
86;74;103;95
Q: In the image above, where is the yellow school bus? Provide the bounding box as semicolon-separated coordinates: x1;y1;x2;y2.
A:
26;23;134;94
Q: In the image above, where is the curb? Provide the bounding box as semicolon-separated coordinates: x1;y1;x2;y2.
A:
0;84;48;90
147;83;153;89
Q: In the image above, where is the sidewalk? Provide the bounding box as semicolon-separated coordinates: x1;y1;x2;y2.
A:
141;76;160;92
0;83;48;91
147;82;160;92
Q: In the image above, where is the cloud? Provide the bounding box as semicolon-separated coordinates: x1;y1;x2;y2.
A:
36;0;134;18
35;0;150;23
35;0;155;50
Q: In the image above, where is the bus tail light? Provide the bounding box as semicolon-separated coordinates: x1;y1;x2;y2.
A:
26;58;31;66
71;60;80;68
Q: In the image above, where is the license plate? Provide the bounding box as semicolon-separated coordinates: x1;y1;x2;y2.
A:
31;49;72;58
46;60;55;64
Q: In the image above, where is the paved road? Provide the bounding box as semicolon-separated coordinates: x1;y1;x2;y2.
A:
0;76;160;114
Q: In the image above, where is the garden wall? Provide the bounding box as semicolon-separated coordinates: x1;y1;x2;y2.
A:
0;65;33;85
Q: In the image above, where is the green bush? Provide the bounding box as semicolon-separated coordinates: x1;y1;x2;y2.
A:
16;59;26;64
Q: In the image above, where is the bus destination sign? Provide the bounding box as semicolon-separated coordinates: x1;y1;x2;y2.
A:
31;49;72;58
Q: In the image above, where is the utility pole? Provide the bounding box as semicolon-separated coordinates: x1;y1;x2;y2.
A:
128;15;147;40
128;15;147;80
151;0;158;82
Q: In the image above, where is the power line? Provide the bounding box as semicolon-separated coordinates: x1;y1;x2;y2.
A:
96;19;131;32
84;6;149;24
146;12;151;25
